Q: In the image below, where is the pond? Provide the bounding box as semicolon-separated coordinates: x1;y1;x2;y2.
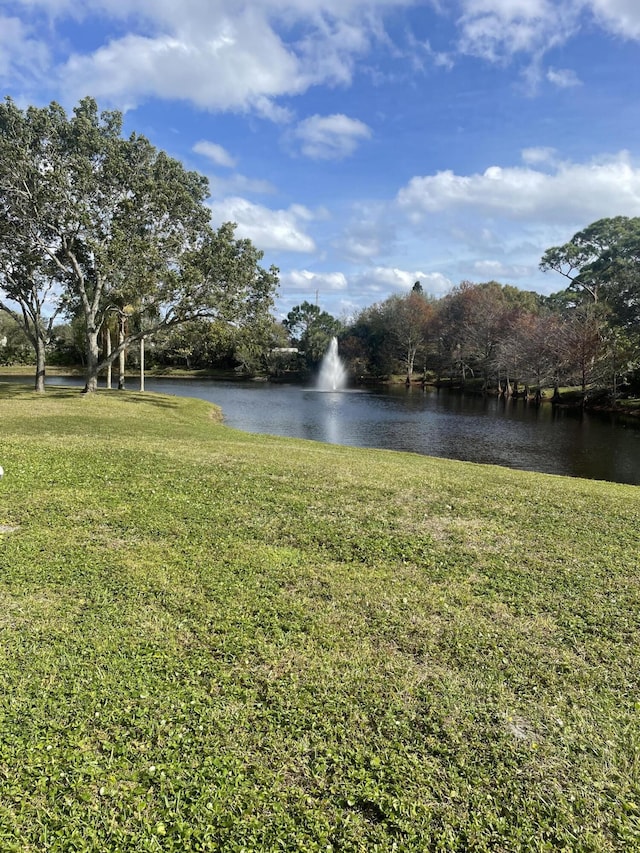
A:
16;374;639;486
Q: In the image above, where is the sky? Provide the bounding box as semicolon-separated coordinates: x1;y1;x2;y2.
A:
1;0;640;320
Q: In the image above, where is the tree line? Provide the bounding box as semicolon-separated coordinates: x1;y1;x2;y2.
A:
2;99;639;402
288;217;640;404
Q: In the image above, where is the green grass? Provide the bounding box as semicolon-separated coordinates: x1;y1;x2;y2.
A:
0;384;639;852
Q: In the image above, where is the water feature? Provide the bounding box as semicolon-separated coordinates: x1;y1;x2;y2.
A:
316;337;347;391
3;373;640;484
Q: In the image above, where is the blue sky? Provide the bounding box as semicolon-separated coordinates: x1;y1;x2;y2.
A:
1;0;640;319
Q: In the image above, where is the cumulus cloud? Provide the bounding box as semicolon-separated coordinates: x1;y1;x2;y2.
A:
59;15;305;114
419;38;455;70
392;150;640;297
396;152;640;223
30;0;401;115
292;114;372;160
192;140;236;168
277;266;453;315
208;197;317;253
336;234;386;262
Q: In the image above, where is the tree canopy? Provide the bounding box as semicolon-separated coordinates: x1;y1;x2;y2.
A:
0;97;279;392
284;301;344;369
540;216;640;326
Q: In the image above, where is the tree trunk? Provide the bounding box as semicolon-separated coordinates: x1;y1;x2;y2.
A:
34;337;46;393
118;314;126;390
406;348;416;384
83;327;101;393
105;325;112;390
140;336;145;392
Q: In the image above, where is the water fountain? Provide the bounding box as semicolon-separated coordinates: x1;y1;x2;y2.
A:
316;337;347;391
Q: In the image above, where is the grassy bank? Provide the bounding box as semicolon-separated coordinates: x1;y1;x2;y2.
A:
0;384;639;851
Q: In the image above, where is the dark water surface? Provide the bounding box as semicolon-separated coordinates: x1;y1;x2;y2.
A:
7;374;640;484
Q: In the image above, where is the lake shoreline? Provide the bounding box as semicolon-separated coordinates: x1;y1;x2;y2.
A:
2;364;639;415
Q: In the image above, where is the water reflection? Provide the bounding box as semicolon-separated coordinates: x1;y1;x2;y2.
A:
4;375;640;484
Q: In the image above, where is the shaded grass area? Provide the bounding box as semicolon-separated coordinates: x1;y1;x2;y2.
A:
0;386;639;851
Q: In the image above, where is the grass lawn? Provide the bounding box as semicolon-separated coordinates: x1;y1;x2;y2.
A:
0;384;639;852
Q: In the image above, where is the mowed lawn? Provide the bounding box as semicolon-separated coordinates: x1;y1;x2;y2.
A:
0;384;639;852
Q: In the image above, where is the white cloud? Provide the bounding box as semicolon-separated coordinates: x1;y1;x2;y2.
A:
353;267;453;296
293;113;372;160
588;0;640;39
457;0;572;60
419;38;455;69
0;15;50;83
193;140;236;168
280;269;349;293
277;265;453;315
457;1;640;67
9;0;640;123
208;197;317;253
391;150;640;299
546;66;581;87
336;234;386;261
59;15;305;114
31;0;401;116
470;259;532;279
331;201;397;262
521;146;558;166
396;152;640;223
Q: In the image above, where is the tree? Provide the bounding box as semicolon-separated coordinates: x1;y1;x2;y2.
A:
540;216;640;327
380;291;434;382
0;99;68;390
284;301;343;369
0;97;278;393
0;313;31;365
234;317;287;376
440;282;508;391
429;281;542;392
541;219;640;399
346;303;395;378
48;317;86;367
